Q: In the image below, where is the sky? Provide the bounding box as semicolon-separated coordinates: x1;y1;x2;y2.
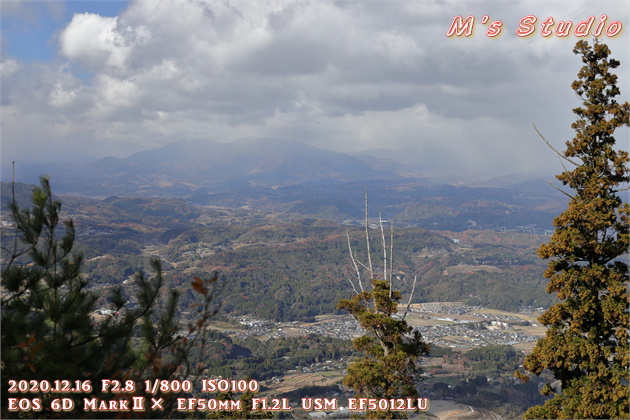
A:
1;0;629;179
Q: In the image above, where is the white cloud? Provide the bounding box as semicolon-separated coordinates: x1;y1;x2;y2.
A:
58;12;150;73
2;0;629;176
0;57;21;77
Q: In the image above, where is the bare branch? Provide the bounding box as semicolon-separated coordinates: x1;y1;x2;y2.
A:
547;181;575;199
364;187;374;279
355;258;372;275
533;123;579;166
553;148;580;194
345;277;359;295
378;209;388;288
557;153;571;175
347;232;364;293
402;276;418;321
389;221;394;285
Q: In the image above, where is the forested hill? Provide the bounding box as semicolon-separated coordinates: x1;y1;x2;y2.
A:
1;183;555;321
160;222;553;321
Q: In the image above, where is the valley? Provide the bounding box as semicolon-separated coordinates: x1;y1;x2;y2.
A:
1;172;561;418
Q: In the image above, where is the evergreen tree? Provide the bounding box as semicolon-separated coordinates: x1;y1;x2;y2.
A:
338;198;429;419
338;280;429;419
1;177;218;418
519;40;629;419
215;388;274;419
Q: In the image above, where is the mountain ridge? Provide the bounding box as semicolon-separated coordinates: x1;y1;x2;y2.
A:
15;137;403;196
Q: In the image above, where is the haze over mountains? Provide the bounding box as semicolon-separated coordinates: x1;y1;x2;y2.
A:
12;137;398;192
7;137;564;231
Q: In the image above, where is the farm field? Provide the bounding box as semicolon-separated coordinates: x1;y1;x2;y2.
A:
261;371;345;397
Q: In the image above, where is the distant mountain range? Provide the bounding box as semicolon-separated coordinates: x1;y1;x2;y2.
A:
15;138;400;196
8;137;566;230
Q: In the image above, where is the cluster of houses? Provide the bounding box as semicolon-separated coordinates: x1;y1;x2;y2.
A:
231;316;285;339
228;308;540;352
413;322;538;349
299;316;364;340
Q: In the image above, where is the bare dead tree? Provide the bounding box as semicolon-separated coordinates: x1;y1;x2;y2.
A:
339;191;430;414
345;188;418;316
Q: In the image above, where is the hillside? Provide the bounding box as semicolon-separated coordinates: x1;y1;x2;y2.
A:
10;138;566;231
1;185;553;322
1;179;557;322
87;219;554;321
